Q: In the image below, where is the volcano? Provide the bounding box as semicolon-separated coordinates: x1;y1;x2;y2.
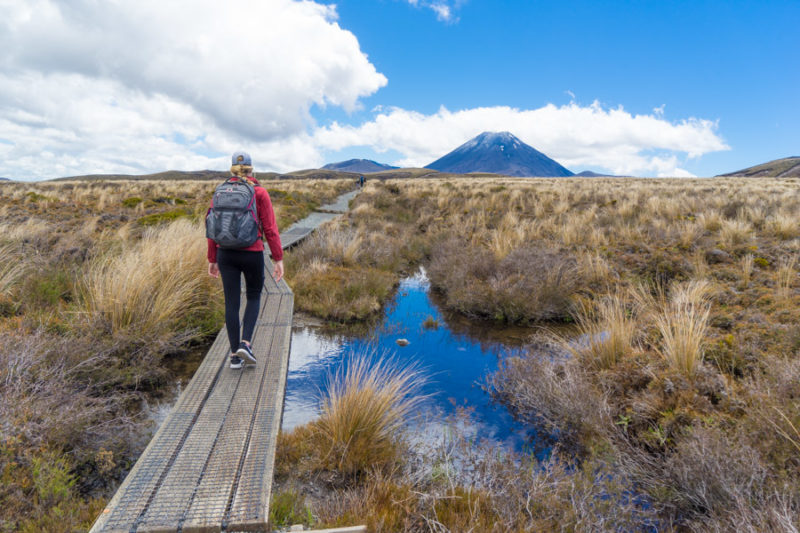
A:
425;131;574;177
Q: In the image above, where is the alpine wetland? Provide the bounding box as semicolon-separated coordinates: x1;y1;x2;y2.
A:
2;1;800;532
2;171;800;531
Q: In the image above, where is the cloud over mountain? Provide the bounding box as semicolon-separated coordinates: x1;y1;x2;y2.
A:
314;102;729;177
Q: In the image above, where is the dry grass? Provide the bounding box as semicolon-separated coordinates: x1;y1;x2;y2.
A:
276;176;800;528
562;292;638;370
650;280;712;377
312;352;427;477
0;243;25;298
279;407;657;532
768;213;800;240
740;253;754;288
427;239;584;322
82;219;215;338
777;256;797;302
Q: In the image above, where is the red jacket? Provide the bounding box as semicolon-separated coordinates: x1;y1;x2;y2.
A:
207;177;283;263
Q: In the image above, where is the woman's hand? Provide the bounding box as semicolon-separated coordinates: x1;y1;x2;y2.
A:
273;260;284;282
208;262;219;278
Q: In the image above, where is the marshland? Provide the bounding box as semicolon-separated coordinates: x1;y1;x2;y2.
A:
2;175;800;531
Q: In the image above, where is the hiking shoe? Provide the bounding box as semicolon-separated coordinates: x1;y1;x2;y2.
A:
230;355;243;369
237;342;257;365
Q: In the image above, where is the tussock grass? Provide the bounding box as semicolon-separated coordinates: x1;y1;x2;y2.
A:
8;176;800;528
740;253;754;288
314;352;427;476
719;218;753;246
776;256;797;302
428;240;584;322
768;214;800;240
82;219;214;338
0;243;25;297
579;251;616;286
563;292;638;371
645;280;712;377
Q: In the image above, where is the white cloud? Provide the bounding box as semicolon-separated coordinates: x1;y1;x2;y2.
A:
0;0;386;179
430;3;453;22
313;102;729;176
406;0;461;22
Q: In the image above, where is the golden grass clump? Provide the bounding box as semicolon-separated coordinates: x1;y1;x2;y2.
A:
739;253;754;288
0;243;25;298
313;352;426;476
565;293;638;371
82;218;213;337
651;280;712;377
767;214;800;240
719;218;753;247
776;256;797;302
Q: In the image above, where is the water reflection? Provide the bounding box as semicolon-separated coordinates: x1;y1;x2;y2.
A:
284;269;542;454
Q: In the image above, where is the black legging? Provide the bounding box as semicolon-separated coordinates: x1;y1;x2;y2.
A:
217;249;265;354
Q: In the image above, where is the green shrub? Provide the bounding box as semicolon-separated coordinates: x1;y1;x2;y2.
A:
291;266;396;322
121;197;143;208
428;240;585;323
32;451;75;507
24;270;73;308
269;489;313;528
25;191;48;202
136;208;192;226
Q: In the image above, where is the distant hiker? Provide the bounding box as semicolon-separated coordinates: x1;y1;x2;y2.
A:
358;174;365;188
206;151;284;369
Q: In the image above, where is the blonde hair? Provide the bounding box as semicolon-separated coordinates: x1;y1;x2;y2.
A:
230;164;254;178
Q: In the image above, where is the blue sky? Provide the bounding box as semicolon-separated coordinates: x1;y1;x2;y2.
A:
324;0;799;176
0;0;797;179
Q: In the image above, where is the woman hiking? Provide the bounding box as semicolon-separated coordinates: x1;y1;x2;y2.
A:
207;151;284;369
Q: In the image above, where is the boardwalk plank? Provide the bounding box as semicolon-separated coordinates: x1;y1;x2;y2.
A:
181;292;287;532
90;331;229;532
135;356;241;530
228;292;293;528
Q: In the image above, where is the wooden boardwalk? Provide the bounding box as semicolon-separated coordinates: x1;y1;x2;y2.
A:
280;190;359;249
90;190;356;533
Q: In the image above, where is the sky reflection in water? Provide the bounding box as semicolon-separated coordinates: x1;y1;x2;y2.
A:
283;270;541;454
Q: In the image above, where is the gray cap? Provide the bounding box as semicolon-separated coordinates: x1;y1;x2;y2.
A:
231;151;252;166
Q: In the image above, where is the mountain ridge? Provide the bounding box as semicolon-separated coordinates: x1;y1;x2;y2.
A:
322;159;398;173
717;157;800;178
575;170;618;177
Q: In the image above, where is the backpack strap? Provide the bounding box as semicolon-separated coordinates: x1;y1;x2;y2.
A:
224;175;254;188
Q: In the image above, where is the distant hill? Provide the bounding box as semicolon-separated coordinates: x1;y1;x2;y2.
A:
717;157;800;178
322;159;398;173
50;168;422;182
574;170;618;177
55;170;229;181
426;131;574;177
0;177;10;181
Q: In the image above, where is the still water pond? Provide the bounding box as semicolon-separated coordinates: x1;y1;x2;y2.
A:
284;269;541;454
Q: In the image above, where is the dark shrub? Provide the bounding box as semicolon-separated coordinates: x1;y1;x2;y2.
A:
427;239;585;322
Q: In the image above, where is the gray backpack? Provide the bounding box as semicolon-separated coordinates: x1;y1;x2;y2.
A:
205;178;260;249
